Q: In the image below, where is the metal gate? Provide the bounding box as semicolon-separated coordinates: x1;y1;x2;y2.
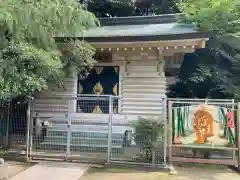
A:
107;96;167;167
27;95;167;167
28;95;110;163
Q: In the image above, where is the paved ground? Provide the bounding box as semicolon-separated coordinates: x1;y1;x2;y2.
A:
1;161;239;180
0;161;32;180
80;164;240;180
8;162;89;180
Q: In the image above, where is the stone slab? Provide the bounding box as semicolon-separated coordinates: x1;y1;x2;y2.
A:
0;161;30;180
9;162;89;180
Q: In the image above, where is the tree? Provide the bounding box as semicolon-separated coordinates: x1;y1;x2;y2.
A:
84;0;135;17
167;41;235;99
0;0;98;99
84;0;179;17
135;0;179;15
178;0;240;39
167;0;240;99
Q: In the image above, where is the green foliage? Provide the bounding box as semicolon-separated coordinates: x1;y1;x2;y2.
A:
84;0;135;17
178;0;240;37
135;0;180;15
167;0;240;100
167;40;235;99
0;0;98;99
131;117;165;160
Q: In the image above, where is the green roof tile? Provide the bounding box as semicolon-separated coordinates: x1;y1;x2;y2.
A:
83;23;198;38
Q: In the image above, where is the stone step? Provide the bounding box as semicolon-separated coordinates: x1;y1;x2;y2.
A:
37;144;124;154
40;141;122;149
46;131;125;140
45;124;131;133
42;136;123;146
33;113;127;124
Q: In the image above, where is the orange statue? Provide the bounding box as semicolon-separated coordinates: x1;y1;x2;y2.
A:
193;109;214;144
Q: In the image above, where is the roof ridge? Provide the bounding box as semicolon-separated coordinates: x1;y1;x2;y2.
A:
99;13;183;26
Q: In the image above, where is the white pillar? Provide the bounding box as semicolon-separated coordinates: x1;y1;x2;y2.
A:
72;73;78;113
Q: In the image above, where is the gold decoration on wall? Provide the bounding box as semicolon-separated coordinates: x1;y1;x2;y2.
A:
78;84;83;94
201;40;206;48
94;67;104;75
113;83;118;96
114;67;119;74
93;105;103;113
93;82;103;95
113;107;118;113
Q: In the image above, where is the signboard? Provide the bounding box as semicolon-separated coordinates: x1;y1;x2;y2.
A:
172;105;236;148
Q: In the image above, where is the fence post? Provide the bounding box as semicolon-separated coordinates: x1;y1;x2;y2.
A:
167;101;174;171
204;98;208;104
107;95;113;162
5;101;11;148
238;102;240;171
26;98;32;162
29;97;34;158
66;98;72;160
163;97;167;166
231;99;236;161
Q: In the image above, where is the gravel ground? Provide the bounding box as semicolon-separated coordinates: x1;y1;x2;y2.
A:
80;164;240;180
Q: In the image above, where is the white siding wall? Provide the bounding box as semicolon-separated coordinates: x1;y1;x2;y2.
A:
113;50;164;115
121;64;166;115
33;50;170;115
32;50;176;147
34;77;76;114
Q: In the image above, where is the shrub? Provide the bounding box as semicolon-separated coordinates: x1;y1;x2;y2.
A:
131;116;165;160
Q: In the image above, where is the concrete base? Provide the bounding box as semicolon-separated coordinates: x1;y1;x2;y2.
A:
0;158;4;164
167;164;178;175
228;165;240;174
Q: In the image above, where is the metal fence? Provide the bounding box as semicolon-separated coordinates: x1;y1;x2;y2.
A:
167;98;240;168
0;99;28;159
29;95;115;163
1;96;240;170
28;95;167;167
